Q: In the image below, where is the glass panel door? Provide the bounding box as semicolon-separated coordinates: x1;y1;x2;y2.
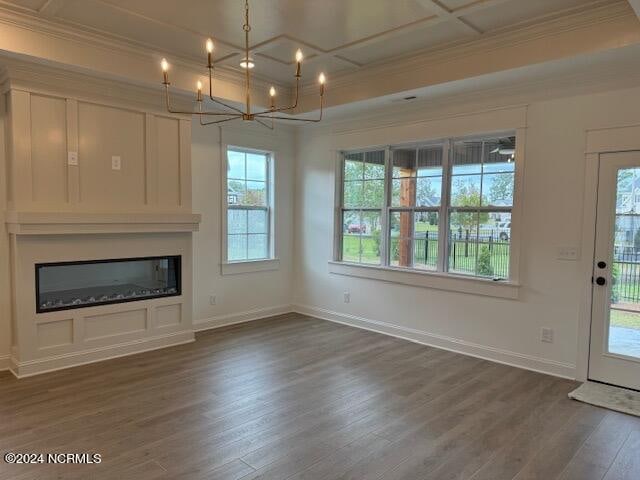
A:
590;153;640;390
609;168;640;358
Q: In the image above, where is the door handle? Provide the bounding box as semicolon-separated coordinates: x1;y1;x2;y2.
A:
595;276;606;286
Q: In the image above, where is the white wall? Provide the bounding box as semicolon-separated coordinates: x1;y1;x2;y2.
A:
293;84;640;379
191;120;295;329
0;101;297;369
4;69;640;380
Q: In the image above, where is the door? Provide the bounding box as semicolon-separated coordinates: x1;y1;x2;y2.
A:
589;151;640;390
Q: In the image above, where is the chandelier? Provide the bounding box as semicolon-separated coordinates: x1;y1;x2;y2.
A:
159;0;325;129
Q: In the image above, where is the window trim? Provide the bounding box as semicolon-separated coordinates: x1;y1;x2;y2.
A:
222;145;277;274
332;129;525;296
328;261;519;299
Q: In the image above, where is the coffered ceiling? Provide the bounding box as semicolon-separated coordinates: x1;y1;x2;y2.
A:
0;0;623;87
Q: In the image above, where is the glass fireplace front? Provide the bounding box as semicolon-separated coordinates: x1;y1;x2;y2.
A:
36;256;181;313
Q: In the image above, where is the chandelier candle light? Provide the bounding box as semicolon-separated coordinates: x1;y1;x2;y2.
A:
159;0;325;129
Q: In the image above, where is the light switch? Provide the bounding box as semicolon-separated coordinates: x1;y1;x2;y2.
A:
111;156;121;171
557;246;579;261
67;151;78;166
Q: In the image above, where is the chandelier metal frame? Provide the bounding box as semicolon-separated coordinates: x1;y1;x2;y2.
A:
159;0;325;129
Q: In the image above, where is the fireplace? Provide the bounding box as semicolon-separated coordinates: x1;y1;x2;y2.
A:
35;256;181;313
2;65;201;377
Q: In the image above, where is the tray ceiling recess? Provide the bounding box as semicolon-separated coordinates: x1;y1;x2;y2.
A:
0;0;637;115
0;0;620;86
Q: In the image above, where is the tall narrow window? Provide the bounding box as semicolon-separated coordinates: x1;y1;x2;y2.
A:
337;134;517;281
448;138;514;279
226;148;272;262
390;145;443;270
341;150;385;264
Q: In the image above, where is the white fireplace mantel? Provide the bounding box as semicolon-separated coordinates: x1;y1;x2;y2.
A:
6;211;201;235
1;65;202;377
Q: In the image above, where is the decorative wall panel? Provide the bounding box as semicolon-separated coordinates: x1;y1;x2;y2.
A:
37;319;73;349
78;102;146;208
156;304;182;328
30;95;68;204
157;116;181;208
4;88;190;214
84;308;147;341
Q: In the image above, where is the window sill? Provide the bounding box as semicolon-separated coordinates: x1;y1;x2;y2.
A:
222;258;280;276
328;261;520;299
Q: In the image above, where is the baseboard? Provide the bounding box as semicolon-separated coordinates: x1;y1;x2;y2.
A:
193;304;293;332
5;305;576;380
9;330;195;378
0;354;9;372
7;304;293;378
293;304;577;380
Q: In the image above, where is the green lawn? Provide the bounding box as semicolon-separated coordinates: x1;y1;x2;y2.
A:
342;234;381;263
610;309;640;330
413;223;439;233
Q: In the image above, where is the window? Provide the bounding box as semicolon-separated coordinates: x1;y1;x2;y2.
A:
337;134;517;281
341;150;385;264
390;145;443;271
225;147;272;262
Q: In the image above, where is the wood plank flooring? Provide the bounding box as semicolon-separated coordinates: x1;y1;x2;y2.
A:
1;313;639;480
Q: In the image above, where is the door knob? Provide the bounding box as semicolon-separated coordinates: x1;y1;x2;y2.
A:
595;277;606;286
597;261;607;269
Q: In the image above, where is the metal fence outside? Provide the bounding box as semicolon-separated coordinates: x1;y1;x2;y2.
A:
390;229;510;278
613;245;640;303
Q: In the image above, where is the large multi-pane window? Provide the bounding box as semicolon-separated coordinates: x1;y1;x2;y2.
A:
337;134;516;280
226;148;272;262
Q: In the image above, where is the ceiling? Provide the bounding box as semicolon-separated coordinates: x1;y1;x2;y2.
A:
323;42;640;122
0;0;620;86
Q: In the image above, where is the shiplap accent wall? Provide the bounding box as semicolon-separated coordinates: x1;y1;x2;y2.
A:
1;63;199;377
4;89;190;213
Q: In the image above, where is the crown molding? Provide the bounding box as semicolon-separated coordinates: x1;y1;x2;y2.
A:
297;0;640;111
311;52;640;135
0;58;195;116
303;0;631;91
0;0;636;117
0;2;293;109
0;57;305;134
0;57;303;131
0;0;266;87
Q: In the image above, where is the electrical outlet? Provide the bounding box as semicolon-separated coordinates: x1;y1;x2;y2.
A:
343;291;350;303
541;327;554;343
111;155;122;171
67;151;78;166
209;295;217;306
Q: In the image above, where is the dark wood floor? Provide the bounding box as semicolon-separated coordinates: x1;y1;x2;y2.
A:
1;313;639;480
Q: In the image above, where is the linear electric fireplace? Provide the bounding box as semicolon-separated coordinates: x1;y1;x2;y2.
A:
35;256;181;313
